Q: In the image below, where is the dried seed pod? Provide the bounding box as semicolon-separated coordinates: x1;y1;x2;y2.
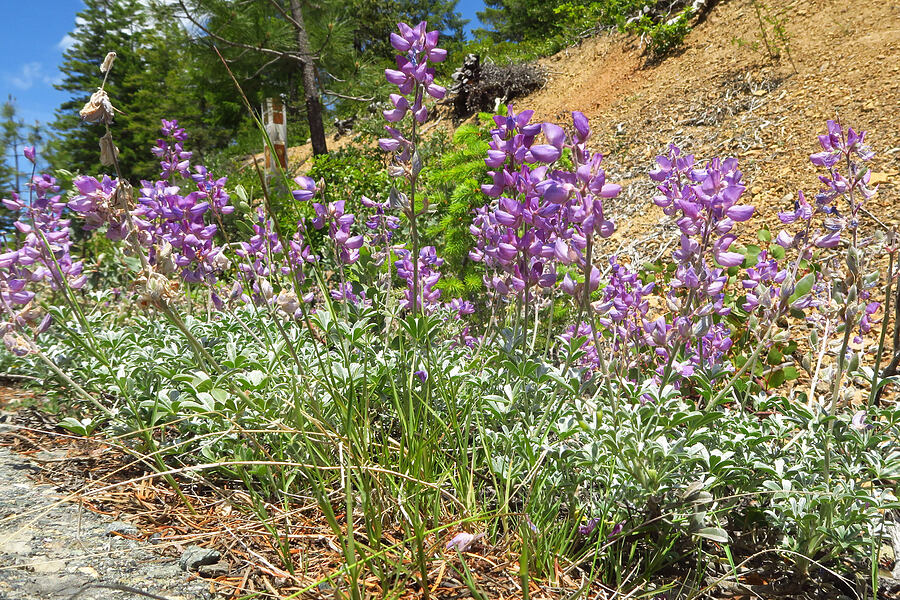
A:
113;180;132;210
99;132;119;165
2;331;30;357
100;51;117;74
80;89;116;124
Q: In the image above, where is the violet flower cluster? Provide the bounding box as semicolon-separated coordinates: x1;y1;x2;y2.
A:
469;107;563;299
810;119;876;232
152;119;192;179
68;175;130;240
69;120;235;286
234;207;287;305
377;21;449;313
311;199;364;265
554;113;621;298
593;257;654;373
790;120;880;344
380;21;446;164
395;246;443;312
640;145;758;379
361;195;400;265
2;165;84;355
228;176;319;315
470;108;621;305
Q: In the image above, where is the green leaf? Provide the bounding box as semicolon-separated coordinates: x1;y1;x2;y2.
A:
789;273;816;304
695;527;730;543
767;369;786;387
743;244;762;263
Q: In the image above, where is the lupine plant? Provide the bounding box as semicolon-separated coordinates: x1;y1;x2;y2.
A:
2;22;899;600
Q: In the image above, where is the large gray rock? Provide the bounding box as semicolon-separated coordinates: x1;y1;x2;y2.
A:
178;545;221;572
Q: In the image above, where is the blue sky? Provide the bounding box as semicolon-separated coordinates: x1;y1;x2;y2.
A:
457;0;486;33
0;1;81;131
0;0;485;133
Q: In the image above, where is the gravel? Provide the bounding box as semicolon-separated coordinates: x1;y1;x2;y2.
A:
0;444;213;600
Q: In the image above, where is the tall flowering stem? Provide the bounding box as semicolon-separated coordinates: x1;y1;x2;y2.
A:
380;21;446;314
648;145;754;390
469;106;566;343
1;167;86;356
804;120;880;529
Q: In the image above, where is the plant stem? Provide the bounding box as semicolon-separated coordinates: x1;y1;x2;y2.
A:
868;250;895;407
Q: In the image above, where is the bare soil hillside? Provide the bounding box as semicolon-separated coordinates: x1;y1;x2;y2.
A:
521;0;900;261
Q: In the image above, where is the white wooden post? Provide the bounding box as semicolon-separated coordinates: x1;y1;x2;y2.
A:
262;97;287;173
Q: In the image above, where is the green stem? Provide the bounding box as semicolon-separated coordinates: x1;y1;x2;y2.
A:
868;251;895;407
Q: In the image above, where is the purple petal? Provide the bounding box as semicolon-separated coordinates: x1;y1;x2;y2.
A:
726;205;755;221
542;123;565;148
427;48;447;63
390;33;411;52
385;69;408;86
530;145;562;163
715;250;745;267
572;111;590;140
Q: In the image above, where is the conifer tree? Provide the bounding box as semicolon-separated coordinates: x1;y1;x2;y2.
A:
1;97;43;235
1;96;25;196
48;0;149;181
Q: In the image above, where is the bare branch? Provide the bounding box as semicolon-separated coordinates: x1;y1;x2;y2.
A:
176;0;303;64
263;0;304;35
249;54;284;80
321;89;375;102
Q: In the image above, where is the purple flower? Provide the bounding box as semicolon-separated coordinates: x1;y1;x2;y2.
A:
445;532;483;552
850;410;871;431
292;176;317;202
448;298;475;318
379;21;446;164
395;246;443;312
152;119;192;179
578;517;602;536
23;146;35;164
1;174;85;341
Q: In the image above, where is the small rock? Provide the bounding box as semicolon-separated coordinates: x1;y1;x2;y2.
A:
30;554;66;573
104;521;139;537
197;561;229;578
76;565;101;578
179;545;221;572
0;531;34;555
869;172;894;186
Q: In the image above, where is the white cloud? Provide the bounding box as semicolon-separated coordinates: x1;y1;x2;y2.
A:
57;33;77;52
7;62;56;91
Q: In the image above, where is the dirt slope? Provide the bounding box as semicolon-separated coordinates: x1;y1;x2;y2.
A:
519;0;900;261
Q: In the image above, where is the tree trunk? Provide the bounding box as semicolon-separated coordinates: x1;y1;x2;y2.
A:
288;0;327;156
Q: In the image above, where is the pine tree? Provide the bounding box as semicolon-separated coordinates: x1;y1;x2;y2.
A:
48;0;226;182
477;0;568;41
